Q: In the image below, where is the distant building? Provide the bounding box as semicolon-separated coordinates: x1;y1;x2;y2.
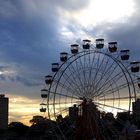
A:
69;104;78;118
117;111;130;121
0;94;9;129
133;99;140;121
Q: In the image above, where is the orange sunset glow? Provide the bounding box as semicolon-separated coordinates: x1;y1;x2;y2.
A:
8;95;40;126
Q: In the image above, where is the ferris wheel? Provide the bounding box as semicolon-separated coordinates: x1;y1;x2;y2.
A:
40;38;140;139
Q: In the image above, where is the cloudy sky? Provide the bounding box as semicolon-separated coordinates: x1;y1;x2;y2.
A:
0;0;139;125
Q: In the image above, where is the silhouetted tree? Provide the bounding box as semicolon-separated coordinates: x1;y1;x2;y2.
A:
56;114;63;123
29;117;57;137
105;112;114;121
8;122;29;136
29;115;45;125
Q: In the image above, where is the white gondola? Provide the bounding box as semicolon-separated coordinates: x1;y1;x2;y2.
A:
40;103;47;112
96;38;104;49
71;44;79;54
120;49;130;60
60;52;68;62
41;89;48;98
52;63;59;72
45;75;53;84
108;42;117;53
83;39;91;49
130;61;140;73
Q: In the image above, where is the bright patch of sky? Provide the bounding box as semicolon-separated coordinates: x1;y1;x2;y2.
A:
59;0;135;41
71;0;135;27
8;95;40;126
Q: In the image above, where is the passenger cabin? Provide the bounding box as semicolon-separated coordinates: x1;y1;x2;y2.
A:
45;75;53;84
60;52;68;62
83;39;91;49
40;103;47;112
120;49;130;60
130;61;140;73
52;63;59;72
41;89;48;98
96;38;104;49
108;42;117;53
71;44;79;54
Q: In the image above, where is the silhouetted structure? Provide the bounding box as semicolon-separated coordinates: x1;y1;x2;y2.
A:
69;104;78;119
0;94;9;129
75;99;103;140
133;99;140;121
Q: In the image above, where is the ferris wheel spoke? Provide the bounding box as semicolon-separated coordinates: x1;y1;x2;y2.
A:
90;58;120;97
53;78;79;96
91;57;116;95
62;72;83;96
68;60;85;95
95;80;135;99
73;59;84;87
75;53;92;96
96;56;135;98
85;52;95;94
49;91;80;100
94;102;128;112
93;68;126;97
98;65;121;88
67;57;89;94
84;52;94;95
48;100;80;106
94;78;121;98
92;56;110;91
97;75;137;98
66;66;81;88
95;81;129;98
84;52;86;93
98;96;136;101
97;82;115;99
90;53;101;93
53;79;73;93
97;105;108;112
63;73;85;98
103;68;126;86
79;53;88;95
87;52;96;96
52;60;84;97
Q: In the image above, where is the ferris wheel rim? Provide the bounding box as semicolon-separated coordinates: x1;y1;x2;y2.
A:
40;39;140;140
45;50;136;119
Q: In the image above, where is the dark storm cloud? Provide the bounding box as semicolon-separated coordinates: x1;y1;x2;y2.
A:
0;18;57;88
0;0;90;18
0;1;59;95
50;0;90;11
0;65;9;71
0;0;90;97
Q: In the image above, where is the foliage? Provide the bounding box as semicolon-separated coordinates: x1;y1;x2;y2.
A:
8;122;29;136
29;115;45;125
